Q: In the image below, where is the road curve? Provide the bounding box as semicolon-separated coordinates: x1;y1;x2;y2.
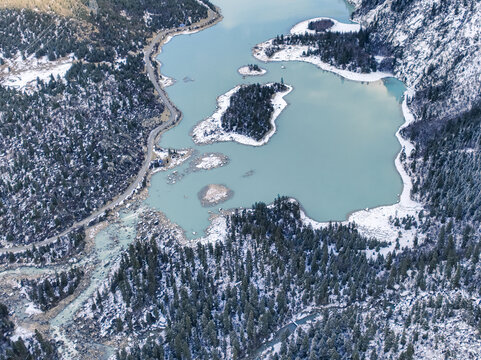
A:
0;8;222;255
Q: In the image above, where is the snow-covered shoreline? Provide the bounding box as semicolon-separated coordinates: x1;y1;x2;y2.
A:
191;83;293;146
253;16;391;82
345;88;423;251
238;65;267;76
245;16;422;249
253;40;391;82
296;89;423;252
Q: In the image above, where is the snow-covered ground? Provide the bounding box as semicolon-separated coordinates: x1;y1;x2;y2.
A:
25;302;43;315
386;289;481;360
238;65;267;76
194;153;229;170
158;74;175;88
196;214;228;245
152;148;193;172
191;84;293;146
253;41;391;82
1;54;73;92
11;326;34;342
290;17;361;35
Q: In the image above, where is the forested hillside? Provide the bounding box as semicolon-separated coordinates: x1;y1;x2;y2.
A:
0;0;211;246
78;197;481;359
408;101;481;222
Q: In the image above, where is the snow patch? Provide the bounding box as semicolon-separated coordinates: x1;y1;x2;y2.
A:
195;153;227;170
1;58;73;92
25;302;43;315
158;74;175;88
11;326;34;342
197;214;228;244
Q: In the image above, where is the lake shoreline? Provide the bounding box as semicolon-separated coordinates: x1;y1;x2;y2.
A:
200;16;423;249
252;16;391;82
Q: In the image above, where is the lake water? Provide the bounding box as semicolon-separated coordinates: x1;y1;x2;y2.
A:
146;0;406;237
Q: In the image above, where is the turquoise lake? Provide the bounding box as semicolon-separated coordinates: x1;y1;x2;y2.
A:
146;0;406;237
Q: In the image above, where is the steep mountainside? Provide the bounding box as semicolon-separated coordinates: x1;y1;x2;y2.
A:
350;0;481;226
352;0;481;121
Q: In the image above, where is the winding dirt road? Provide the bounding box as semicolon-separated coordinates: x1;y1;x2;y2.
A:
0;8;222;255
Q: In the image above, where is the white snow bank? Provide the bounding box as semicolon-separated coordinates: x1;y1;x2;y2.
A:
1;60;72;91
158;74;175;88
197;214;228;245
25;302;43;315
290;17;361;35
191;83;293;146
204;185;228;203
11;326;34;342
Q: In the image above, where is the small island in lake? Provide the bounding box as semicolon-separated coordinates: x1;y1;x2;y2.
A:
192;82;292;146
238;64;267;76
192;152;229;171
198;184;233;207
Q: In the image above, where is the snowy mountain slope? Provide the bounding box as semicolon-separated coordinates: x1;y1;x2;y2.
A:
351;0;481;121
